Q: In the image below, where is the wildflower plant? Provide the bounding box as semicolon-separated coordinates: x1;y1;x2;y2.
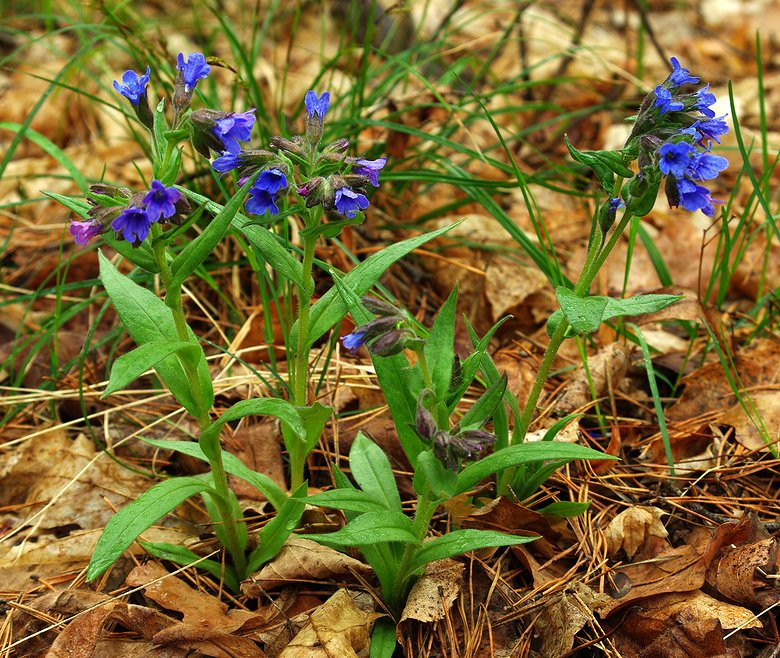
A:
48;54;454;590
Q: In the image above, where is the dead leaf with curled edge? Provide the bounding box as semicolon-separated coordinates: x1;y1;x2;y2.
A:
279;588;381;658
604;506;669;559
242;537;373;595
399;558;463;628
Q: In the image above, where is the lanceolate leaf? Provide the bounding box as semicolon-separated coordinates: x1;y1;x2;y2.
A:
141;438;287;510
103;341;199;396
407;529;535;573
139;541;239;592
87;476;216;581
455;442;615;495
300;512;418;547
201;398;306;445
98;251;213;417
424;285;458;403
348;433;402;512
302;488;392;514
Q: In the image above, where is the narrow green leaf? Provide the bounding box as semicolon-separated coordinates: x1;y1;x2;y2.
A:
139;541;239;592
246;482;307;573
299;222;463;347
98;251;213;417
201;483;248;553
87;476;215;581
103;341;199;396
141;438;287;510
170;176;256;290
424;285;458;402
407;529;535;573
457;373;507;431
202;397;305;444
349;433;402;512
301;512;417;547
455;442;615;495
297;402;333;455
303;488;392;514
369;619;398;658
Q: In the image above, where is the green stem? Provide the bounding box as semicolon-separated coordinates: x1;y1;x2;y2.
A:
151;225;247;576
289;225;318;490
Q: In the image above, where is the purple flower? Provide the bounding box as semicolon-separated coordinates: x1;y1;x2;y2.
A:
654;86;684;114
212;109;256;154
695;84;717;118
112;206;156;245
352;157;387;187
341;328;368;352
177;52;210;93
689;116;729;144
305;90;330;120
212;151;243;174
609;197;625;212
334;187;369;218
668;57;699;87
69;219;102;247
254;168;287;194
142;180;182;222
676;178;719;217
113;66;151;105
245;189;279;216
658;141;695;179
688;150;728;181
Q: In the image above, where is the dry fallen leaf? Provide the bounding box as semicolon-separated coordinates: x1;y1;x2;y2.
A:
399;558;463;626
242;537;373;594
604;506;669;559
279;588;380;658
556;342;632;415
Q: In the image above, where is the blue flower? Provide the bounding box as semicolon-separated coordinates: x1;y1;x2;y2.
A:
177;52;210;93
305;90;330;120
695;84;717;118
341;328;368;352
212;151;243;174
687;150;728;181
668;57;699;87
688;116;729;144
142;180;182;222
658;142;695;179
254;169;287;195
676;178;719;217
334;187;369;218
245;189;279;216
113;66;151;105
69;219;102;247
212;109;256;154
352;157;387;187
112;206;156;244
654;86;684;114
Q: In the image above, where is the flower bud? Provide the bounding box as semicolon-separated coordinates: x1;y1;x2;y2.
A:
360;296;401;318
367;329;408;356
270;135;306;158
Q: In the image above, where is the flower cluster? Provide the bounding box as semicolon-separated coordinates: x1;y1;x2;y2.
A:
625;57;729;217
415;389;496;471
211;89;387;220
69;181;188;248
340;296;411;356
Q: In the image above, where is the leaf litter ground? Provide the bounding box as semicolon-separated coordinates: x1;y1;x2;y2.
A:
3;1;780;656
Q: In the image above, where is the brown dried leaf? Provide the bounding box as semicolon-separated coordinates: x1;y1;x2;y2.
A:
604;506;669;559
279;589;380;658
626;590;760;630
242;538;373;594
719;391;780;452
557;342;632;415
399;558;463;626
225;418;287;501
126;563;256;632
708;534;780;607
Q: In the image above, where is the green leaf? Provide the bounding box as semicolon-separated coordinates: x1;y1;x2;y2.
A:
457;373;507;431
139;541;240;592
169;176;256;290
201;482;248;553
413;450;457;499
303;488;392;514
565;134;634;191
424;285;458;403
299;222;462;348
349;433;402;512
246;482;307;573
87;476;215;581
297;402;333;456
301;512;418;547
407;529;535;573
177;187;305;289
622;167;662;217
536;501;591;517
151;98;166;165
103;341;199;397
455;442;615;495
369;618;398;658
141;438;287;510
555;287;683;335
202;398;306;446
98;251;213;417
